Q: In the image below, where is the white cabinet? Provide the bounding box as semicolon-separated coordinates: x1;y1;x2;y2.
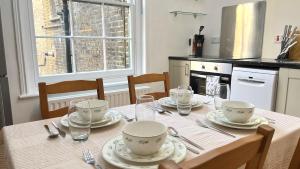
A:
276;68;300;117
169;60;190;88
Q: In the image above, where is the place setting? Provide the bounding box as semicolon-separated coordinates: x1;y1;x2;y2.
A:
158;86;204;110
60;99;123;129
100;95;210;169
203;84;269;130
102;121;187;169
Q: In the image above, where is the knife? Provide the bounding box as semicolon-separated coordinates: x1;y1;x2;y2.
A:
51;121;66;137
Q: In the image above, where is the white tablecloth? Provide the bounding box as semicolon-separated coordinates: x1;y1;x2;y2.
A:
2;101;300;169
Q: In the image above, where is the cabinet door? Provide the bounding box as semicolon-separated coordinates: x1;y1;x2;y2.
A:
276;68;300;117
169;60;190;89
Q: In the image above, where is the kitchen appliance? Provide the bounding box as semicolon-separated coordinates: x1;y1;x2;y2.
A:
219;1;266;59
230;67;278;111
0;11;13;128
190;61;232;95
193;26;205;57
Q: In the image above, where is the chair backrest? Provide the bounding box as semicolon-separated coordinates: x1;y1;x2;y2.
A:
38;79;105;119
127;72;170;104
289;137;300;169
159;125;274;169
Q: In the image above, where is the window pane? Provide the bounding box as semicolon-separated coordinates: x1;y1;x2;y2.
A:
71;2;103;36
73;38;104;72
36;38;68;76
104;5;129;37
106;39;130;70
32;0;66;36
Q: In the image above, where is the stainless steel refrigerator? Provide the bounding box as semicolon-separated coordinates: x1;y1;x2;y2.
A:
0;10;13;127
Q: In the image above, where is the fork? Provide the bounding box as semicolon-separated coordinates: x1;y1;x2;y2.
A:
82;149;103;169
196;120;236;138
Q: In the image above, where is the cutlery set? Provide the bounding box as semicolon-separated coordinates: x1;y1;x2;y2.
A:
44;121;66;138
277;25;298;60
196;120;236;138
168;127;204;154
147;104;173;116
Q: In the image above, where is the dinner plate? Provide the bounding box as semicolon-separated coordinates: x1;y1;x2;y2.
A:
158;96;203;109
215;110;262;126
102;136;187;169
165;98;198;107
206;111;268;130
60;110;122;129
114;137;175;163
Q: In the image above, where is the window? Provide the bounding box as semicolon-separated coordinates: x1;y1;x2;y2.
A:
14;0;143;97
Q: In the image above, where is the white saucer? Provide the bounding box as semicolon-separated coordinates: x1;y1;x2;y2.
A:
206;111;268;130
102;136;187;169
60;110;122;129
114;137;175;163
158;96;203;109
215;110;262;126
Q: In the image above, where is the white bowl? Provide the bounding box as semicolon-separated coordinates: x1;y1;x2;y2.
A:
222;101;255;123
76;99;108;122
122;121;167;155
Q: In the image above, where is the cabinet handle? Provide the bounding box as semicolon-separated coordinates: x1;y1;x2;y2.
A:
237;78;265;84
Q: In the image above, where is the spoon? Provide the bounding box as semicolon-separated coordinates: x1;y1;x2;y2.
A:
168;127;204;150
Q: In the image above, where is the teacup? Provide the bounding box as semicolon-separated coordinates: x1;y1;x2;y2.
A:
76;99;108;122
222;101;255;123
122;121;167;155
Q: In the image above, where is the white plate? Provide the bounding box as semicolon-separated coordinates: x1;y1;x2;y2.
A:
206;111;268;130
215;110;262;126
165;98;198;107
102;136;187;169
114;137;175;163
60;110;122;129
158;96;203;109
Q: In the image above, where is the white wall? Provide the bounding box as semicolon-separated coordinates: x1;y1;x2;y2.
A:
1;0;300;124
1;0;41;124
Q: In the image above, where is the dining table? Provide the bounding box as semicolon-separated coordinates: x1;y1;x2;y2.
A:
2;96;300;169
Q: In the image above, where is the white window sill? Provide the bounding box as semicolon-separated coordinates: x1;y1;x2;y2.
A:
18;80;132;100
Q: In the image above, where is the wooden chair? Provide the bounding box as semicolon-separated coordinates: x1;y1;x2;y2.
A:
159;125;275;169
38;79;105;119
289;137;300;169
127;72;170;104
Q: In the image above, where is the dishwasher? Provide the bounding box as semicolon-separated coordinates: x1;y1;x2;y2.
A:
230;67;278;111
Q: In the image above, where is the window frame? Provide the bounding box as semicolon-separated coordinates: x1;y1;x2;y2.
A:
13;0;144;97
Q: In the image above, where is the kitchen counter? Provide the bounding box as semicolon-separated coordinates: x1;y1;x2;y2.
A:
169;56;300;69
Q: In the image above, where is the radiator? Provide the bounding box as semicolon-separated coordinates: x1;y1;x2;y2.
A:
48;87;151;111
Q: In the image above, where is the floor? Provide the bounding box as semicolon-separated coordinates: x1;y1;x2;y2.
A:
0;129;9;169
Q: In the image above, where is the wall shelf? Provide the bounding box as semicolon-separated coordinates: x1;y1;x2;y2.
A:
170;11;207;18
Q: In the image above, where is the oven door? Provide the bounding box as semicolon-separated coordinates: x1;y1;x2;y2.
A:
190;71;231;95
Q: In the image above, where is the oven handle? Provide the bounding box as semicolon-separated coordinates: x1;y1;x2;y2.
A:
191;73;206;79
237;78;265;84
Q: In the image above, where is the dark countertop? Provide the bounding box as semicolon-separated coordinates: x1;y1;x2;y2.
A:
169;56;300;69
